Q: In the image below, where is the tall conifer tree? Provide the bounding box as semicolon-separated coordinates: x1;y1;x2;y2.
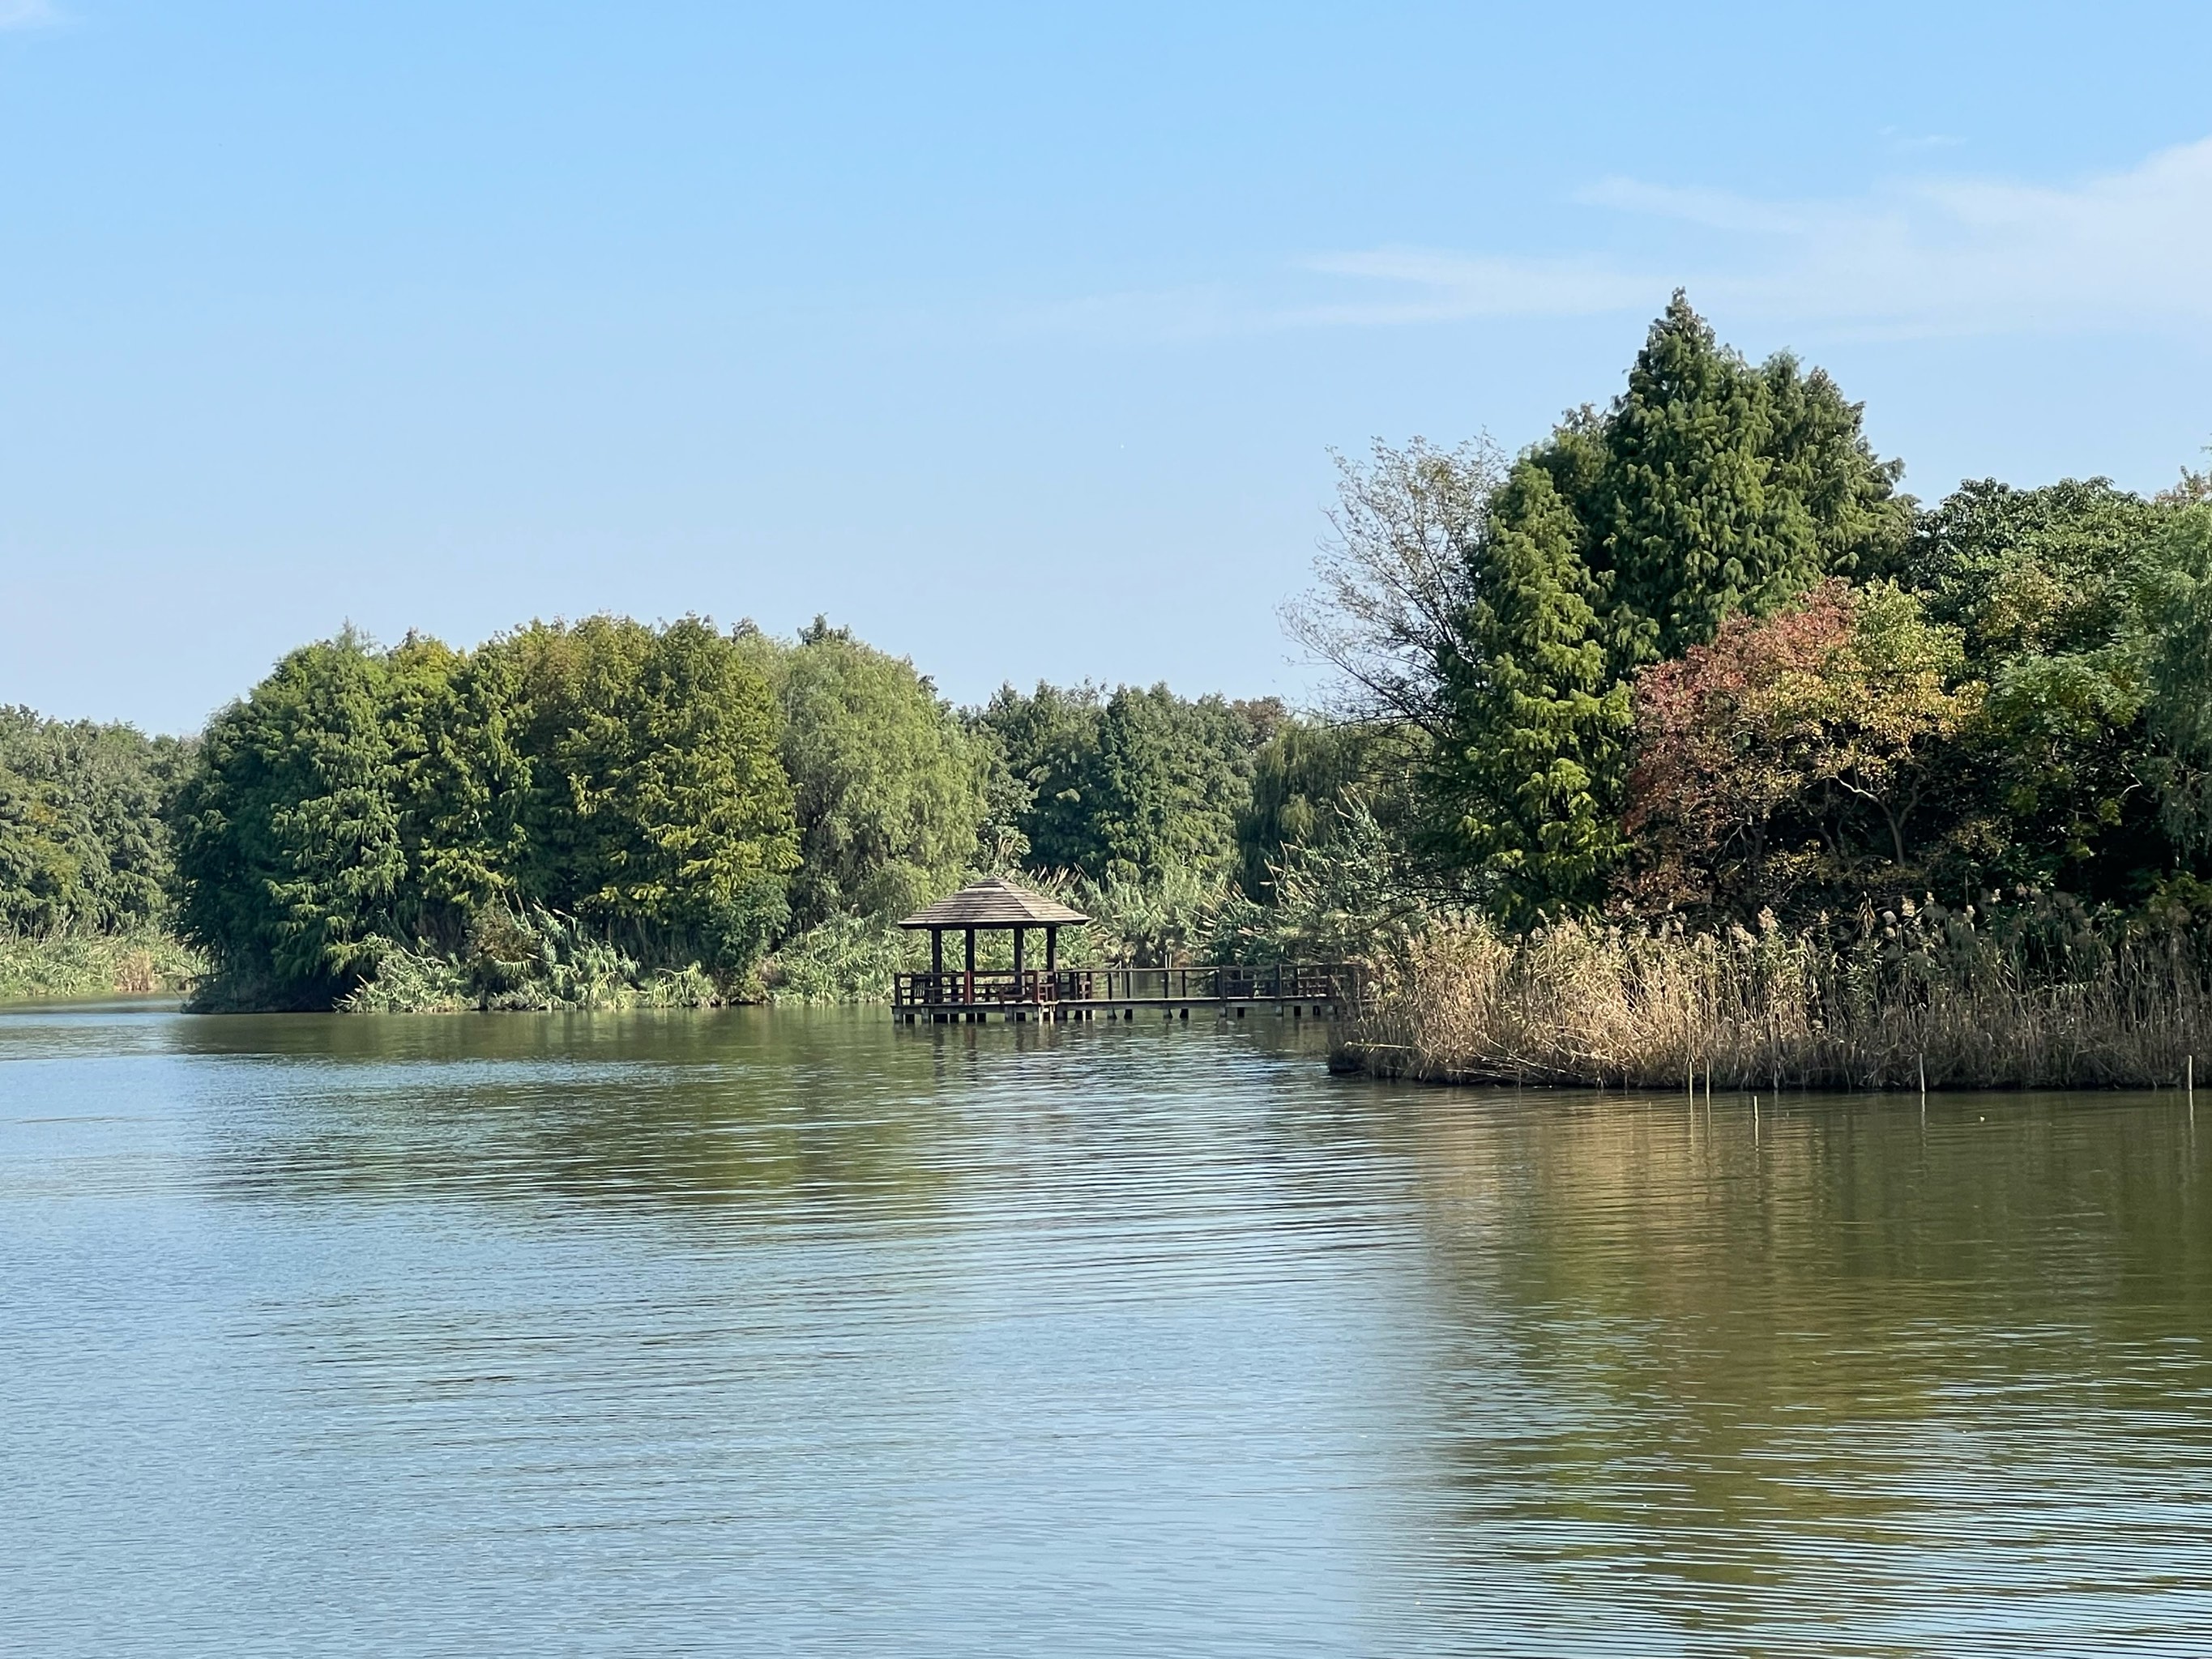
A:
1599;292;1797;663
1593;293;1907;665
1431;462;1632;922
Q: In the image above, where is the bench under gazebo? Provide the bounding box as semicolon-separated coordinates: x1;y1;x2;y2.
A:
892;876;1363;1025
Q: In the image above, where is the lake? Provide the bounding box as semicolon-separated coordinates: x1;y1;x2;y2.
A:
3;1000;2210;1655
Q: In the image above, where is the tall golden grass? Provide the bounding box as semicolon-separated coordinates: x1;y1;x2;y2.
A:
1337;905;2210;1090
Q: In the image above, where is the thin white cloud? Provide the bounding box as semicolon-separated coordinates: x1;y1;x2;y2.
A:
1289;250;1655;324
0;0;59;28
1878;127;1967;156
1308;135;2212;341
1019;254;1651;339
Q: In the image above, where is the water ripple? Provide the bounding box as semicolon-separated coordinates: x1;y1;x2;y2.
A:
2;1004;2209;1654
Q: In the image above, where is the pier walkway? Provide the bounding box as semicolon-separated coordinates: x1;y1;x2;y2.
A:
891;963;1363;1023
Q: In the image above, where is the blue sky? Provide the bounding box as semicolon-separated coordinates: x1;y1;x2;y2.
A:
5;1;2210;734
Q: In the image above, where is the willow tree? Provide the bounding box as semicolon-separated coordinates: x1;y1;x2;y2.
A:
745;618;991;928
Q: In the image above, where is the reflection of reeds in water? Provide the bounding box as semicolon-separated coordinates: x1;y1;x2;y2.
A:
1340;909;2211;1090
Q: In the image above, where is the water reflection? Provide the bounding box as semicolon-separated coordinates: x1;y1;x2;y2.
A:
2;1003;2208;1655
1370;1088;2212;1648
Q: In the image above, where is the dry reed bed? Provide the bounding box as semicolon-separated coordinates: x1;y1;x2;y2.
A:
1337;916;2211;1090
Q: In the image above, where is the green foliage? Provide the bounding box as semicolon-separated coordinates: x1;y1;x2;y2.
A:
763;910;926;1004
1430;460;1633;922
0;928;203;1004
2142;506;2212;854
745;618;989;928
0;707;189;936
342;906;724;1013
171;632;416;1007
1235;717;1381;899
1290;300;2212;936
979;681;1275;884
1904;476;2167;659
1574;292;1909;664
173;618;798;1009
974;681;1104;872
1294;296;1907;931
1214;794;1424;965
1904;478;2185;893
482;616;796;963
1072;863;1225;967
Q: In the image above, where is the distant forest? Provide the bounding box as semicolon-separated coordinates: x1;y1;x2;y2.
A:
6;294;2209;1011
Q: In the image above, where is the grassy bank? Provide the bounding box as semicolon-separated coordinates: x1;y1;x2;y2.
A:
1335;905;2211;1091
0;929;203;1004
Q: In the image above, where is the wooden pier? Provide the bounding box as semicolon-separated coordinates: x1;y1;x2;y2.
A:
892;962;1364;1023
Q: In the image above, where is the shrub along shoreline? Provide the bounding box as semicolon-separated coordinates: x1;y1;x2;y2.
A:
0;930;203;1004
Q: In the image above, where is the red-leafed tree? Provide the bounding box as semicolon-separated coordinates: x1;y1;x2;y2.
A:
1622;579;1980;918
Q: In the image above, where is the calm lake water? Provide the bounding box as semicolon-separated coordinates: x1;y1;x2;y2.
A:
3;1001;2210;1656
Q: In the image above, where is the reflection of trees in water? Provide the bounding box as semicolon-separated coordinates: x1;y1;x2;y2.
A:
171;1009;1082;1222
1358;1088;2212;1639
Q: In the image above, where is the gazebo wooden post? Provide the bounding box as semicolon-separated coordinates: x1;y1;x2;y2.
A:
963;926;976;1009
930;928;943;1000
1012;925;1026;998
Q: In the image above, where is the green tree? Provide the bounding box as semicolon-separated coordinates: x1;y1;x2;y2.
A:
173;616;798;1008
1591;292;1907;664
171;632;416;1007
976;681;1108;873
1288;301;1905;924
1236;717;1379;900
481;616;796;969
1904;476;2168;660
2141;506;2212;855
0;708;186;936
1090;685;1262;882
1430;461;1633;923
749;618;989;927
1901;477;2180;894
979;681;1271;885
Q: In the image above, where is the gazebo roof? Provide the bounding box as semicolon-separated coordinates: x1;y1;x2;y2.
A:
898;876;1090;930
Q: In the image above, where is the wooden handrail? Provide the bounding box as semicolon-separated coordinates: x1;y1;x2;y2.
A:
891;962;1364;1008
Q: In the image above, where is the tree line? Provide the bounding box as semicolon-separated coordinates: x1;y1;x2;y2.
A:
5;292;2207;1009
1298;292;2212;936
45;615;1301;1007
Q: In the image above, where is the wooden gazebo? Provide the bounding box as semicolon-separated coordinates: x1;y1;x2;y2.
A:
898;876;1089;1007
891;875;1362;1025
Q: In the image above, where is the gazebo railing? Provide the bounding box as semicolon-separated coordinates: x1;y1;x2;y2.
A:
891;964;1363;1009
